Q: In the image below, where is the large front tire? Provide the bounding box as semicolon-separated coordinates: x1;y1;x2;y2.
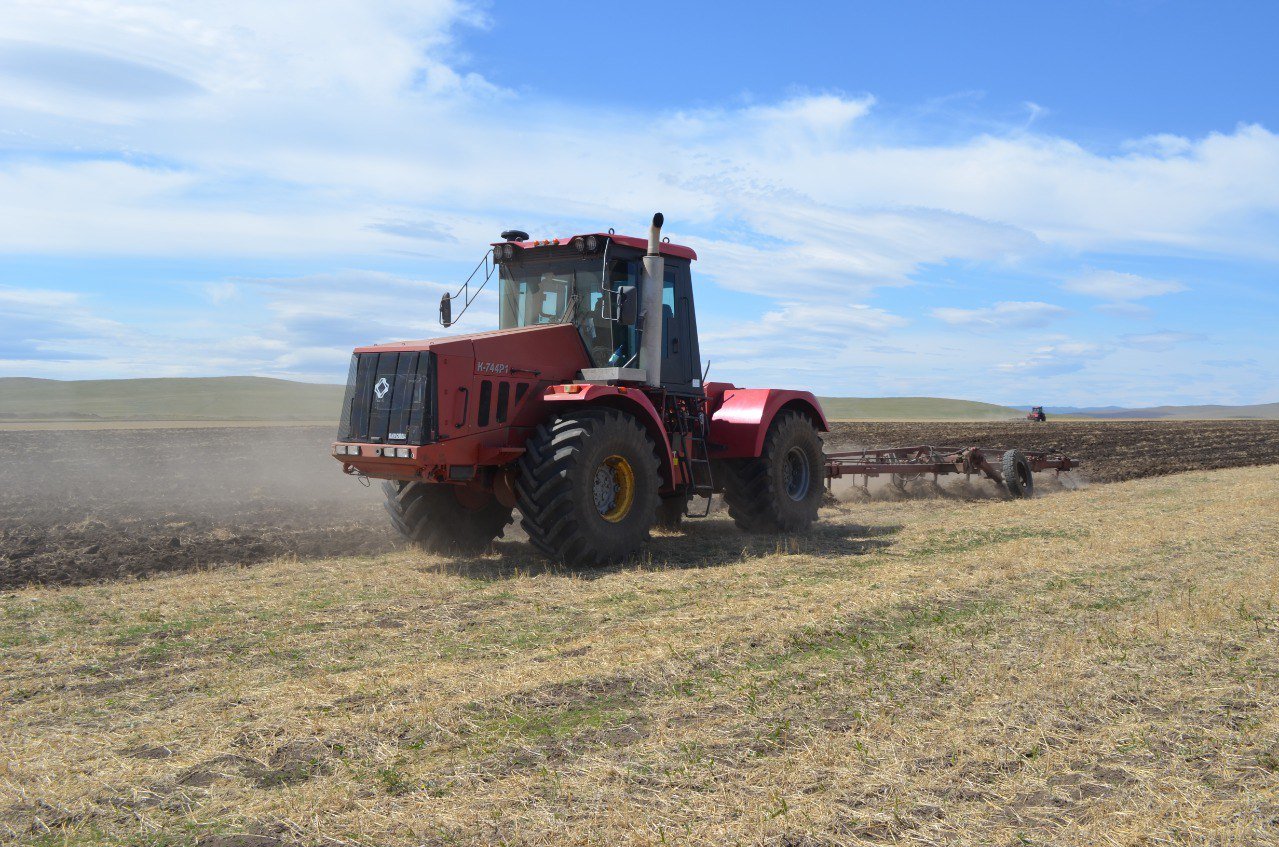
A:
383;481;513;553
722;411;825;533
516;410;660;566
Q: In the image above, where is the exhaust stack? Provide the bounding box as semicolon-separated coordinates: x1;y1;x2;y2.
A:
639;212;665;387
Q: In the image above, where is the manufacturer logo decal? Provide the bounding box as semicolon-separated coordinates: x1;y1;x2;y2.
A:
475;361;511;375
374;377;390;399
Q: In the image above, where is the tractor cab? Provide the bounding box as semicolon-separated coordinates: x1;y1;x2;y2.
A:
492;233;704;395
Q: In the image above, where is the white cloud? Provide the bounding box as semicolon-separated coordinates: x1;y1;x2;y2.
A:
0;285;132;363
0;1;485;104
3;5;1277;272
1063;270;1185;301
0;3;1275;404
932;301;1068;329
695;300;908;389
0;269;485;380
1094;302;1153;319
1121;331;1205;351
997;340;1108;376
203;282;239;304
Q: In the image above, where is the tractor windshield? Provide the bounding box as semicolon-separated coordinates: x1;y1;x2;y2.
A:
498;259;637;367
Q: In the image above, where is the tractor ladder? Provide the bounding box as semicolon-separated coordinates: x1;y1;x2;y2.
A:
683;431;715;517
669;400;714;518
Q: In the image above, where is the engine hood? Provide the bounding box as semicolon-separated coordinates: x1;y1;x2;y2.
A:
354;322;591;383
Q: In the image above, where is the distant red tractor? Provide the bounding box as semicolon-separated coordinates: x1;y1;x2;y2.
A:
1027;406;1047;422
333;214;830;564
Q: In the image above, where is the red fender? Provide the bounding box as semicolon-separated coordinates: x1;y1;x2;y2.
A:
706;384;829;459
542;385;678;491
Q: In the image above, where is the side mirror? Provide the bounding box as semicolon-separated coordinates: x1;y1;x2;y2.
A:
439;293;452;327
614;285;638;326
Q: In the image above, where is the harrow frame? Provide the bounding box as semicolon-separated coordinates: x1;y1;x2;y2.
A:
824;445;1077;492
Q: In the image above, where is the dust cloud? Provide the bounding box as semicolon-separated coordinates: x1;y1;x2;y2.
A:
1;426;392;589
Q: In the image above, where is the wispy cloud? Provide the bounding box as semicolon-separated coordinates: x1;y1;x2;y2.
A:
1121;331;1205;351
0;40;202;101
0;285;130;364
932;301;1068;330
1063;270;1186;301
1094;302;1153;319
997;341;1108;376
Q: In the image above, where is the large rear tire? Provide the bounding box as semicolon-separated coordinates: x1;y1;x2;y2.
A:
722;410;825;533
516;409;660;566
383;481;513;553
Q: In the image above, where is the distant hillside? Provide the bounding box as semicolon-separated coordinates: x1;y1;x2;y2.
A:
816;396;1022;421
10;376;1264;424
0;377;343;422
1;378;1034;423
1049;402;1279;420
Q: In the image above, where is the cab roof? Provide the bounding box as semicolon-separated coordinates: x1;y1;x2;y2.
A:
491;233;697;262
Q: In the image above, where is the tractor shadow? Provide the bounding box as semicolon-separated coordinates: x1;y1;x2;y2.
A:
428;516;902;582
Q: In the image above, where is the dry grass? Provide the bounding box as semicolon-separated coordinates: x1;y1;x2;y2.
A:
2;466;1278;846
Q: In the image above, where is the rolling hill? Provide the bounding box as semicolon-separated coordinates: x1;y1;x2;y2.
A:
3;376;1271;423
1050;402;1279;420
816;396;1023;421
0;377;1028;423
0;376;343;422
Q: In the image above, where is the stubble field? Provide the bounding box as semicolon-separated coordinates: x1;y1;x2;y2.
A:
2;421;1278;846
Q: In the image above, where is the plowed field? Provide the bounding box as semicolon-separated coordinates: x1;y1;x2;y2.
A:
0;427;391;589
826;419;1279;483
2;421;1277;589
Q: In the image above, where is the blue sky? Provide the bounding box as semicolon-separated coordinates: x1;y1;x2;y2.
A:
0;0;1276;406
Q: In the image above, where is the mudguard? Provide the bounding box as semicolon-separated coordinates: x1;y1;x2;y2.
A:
542;384;678;490
707;385;829;459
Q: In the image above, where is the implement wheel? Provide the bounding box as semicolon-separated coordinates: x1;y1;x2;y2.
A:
722;410;825;533
1001;450;1034;498
383;481;512;553
516;409;660;566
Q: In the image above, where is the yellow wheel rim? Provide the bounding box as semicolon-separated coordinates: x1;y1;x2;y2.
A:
594;454;635;522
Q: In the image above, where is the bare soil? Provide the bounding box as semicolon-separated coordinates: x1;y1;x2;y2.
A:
0;427;392;590
2;420;1277;590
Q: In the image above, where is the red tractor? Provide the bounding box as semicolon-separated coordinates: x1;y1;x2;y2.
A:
333;214;829;564
1027;406;1047;422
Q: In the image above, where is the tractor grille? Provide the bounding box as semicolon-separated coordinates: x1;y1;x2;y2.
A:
337;351;436;444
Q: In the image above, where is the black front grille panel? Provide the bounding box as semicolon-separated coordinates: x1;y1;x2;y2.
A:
337;351;436;444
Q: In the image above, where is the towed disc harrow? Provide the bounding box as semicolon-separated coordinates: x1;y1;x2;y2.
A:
823;445;1078;498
